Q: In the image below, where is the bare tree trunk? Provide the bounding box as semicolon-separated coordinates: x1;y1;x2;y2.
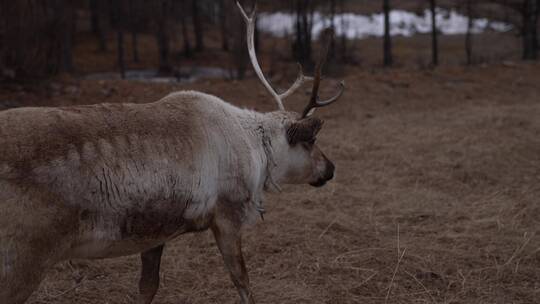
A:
128;0;139;63
293;0;313;68
255;18;260;52
294;1;301;60
465;0;473;65
192;0;204;52
57;0;75;72
54;0;74;73
156;0;171;74
305;1;314;66
338;0;347;62
383;0;392;66
536;0;540;58
112;0;125;78
268;41;277;78
1;1;65;79
430;0;439;66
219;0;229;51
90;0;100;35
181;1;192;58
117;31;125;78
232;13;247;80
522;0;539;60
95;0;108;52
329;0;337;60
90;0;108;52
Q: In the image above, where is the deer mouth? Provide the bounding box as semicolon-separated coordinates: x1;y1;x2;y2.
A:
310;179;328;188
310;161;335;187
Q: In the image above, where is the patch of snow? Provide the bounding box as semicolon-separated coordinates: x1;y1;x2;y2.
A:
258;8;512;40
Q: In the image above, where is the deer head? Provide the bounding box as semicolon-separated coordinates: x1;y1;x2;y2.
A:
237;1;345;188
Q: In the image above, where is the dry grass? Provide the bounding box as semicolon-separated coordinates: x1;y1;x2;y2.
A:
325;63;540;304
2;38;540;304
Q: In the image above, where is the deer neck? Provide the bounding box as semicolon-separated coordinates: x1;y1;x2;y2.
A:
225;110;277;222
237;110;282;192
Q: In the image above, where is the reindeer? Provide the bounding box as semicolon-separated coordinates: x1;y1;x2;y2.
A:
0;2;344;304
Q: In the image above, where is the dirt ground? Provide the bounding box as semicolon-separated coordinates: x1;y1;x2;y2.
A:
0;60;536;304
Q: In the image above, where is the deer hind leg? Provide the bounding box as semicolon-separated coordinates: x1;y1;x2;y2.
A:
0;240;49;304
138;245;164;304
1;183;68;304
211;213;255;304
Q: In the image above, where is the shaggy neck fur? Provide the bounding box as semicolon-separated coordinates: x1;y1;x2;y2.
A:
230;108;288;220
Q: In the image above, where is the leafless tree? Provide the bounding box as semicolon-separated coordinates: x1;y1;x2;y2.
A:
328;0;337;60
180;0;193;58
57;0;75;73
90;0;108;52
522;0;539;59
155;0;171;74
219;0;230;51
128;0;140;63
383;0;393;66
192;0;205;52
338;0;348;62
491;0;539;60
231;7;248;79
0;0;72;79
293;0;315;68
111;0;125;78
430;0;439;66
465;0;473;65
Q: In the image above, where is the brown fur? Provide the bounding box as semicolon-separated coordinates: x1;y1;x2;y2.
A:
286;117;323;145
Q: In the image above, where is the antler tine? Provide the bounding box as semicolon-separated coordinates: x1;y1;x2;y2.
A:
236;0;312;111
301;29;345;118
279;64;314;99
236;0;255;21
302;81;345;118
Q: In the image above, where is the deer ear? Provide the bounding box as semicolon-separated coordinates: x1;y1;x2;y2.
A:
287;117;324;145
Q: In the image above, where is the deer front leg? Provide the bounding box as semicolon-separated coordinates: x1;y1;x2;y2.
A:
138;245;164;304
211;216;255;304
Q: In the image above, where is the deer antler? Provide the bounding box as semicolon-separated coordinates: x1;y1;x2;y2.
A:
302;29;345;118
236;0;313;111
